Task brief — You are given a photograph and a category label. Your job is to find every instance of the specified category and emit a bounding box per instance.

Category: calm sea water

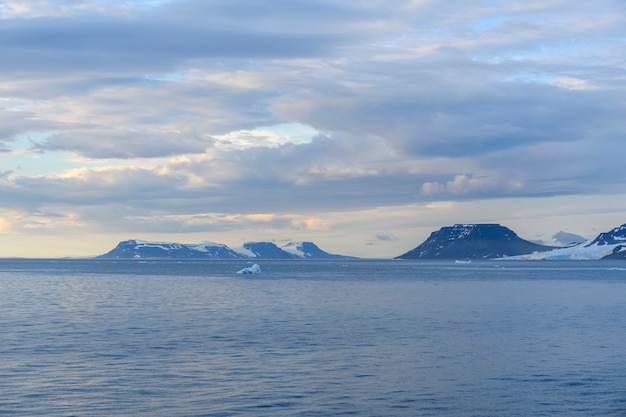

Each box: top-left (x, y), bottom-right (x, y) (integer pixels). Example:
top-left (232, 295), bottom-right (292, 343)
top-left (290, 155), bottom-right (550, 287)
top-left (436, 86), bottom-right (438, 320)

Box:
top-left (1, 259), bottom-right (626, 416)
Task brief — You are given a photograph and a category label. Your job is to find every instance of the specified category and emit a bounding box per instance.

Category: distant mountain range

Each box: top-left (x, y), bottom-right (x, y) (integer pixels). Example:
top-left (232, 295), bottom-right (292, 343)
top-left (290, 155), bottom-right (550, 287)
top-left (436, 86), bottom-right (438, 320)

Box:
top-left (96, 222), bottom-right (626, 261)
top-left (396, 223), bottom-right (626, 260)
top-left (96, 239), bottom-right (357, 260)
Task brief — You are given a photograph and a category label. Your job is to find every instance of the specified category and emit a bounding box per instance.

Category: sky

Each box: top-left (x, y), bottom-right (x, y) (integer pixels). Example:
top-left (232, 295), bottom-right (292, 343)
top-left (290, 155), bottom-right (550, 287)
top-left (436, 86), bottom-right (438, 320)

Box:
top-left (1, 0), bottom-right (626, 258)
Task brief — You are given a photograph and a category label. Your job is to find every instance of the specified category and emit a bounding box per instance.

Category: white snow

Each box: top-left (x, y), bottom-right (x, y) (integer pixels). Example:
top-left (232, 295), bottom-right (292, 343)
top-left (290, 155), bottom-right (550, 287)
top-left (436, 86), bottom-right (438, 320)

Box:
top-left (134, 241), bottom-right (181, 250)
top-left (132, 239), bottom-right (173, 245)
top-left (237, 264), bottom-right (262, 274)
top-left (189, 241), bottom-right (226, 252)
top-left (505, 240), bottom-right (622, 260)
top-left (281, 242), bottom-right (306, 257)
top-left (132, 240), bottom-right (231, 253)
top-left (231, 246), bottom-right (258, 258)
top-left (197, 240), bottom-right (222, 246)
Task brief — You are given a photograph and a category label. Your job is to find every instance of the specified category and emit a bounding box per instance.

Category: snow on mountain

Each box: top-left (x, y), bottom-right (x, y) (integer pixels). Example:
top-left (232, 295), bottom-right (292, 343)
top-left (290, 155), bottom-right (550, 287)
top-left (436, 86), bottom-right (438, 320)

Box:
top-left (281, 241), bottom-right (308, 257)
top-left (395, 224), bottom-right (554, 260)
top-left (588, 223), bottom-right (626, 246)
top-left (237, 242), bottom-right (295, 259)
top-left (280, 241), bottom-right (356, 259)
top-left (508, 223), bottom-right (626, 260)
top-left (230, 245), bottom-right (258, 258)
top-left (509, 241), bottom-right (610, 260)
top-left (97, 239), bottom-right (356, 259)
top-left (97, 239), bottom-right (245, 259)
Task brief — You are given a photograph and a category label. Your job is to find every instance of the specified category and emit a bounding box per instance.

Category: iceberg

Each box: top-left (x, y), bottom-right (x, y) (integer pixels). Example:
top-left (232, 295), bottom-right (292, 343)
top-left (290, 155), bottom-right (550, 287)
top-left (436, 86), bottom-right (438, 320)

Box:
top-left (236, 264), bottom-right (262, 274)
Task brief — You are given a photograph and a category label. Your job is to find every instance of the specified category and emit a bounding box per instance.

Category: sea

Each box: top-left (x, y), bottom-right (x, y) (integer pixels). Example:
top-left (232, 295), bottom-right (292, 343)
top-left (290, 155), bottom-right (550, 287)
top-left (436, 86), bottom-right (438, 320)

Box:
top-left (1, 258), bottom-right (626, 417)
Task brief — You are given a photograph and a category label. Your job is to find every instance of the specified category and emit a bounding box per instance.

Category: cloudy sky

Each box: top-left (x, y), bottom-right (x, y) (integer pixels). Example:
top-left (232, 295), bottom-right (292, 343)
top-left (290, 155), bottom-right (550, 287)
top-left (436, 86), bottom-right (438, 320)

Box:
top-left (1, 0), bottom-right (626, 258)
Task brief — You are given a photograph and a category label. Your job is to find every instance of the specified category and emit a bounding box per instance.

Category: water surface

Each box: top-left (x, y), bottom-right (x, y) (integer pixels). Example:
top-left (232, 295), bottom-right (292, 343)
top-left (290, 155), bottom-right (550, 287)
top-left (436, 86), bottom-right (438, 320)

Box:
top-left (1, 259), bottom-right (625, 416)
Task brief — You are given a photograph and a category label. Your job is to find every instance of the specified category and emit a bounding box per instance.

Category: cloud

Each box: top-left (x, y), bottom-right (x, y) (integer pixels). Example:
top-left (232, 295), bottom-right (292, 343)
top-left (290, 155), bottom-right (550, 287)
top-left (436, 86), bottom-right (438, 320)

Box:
top-left (4, 0), bottom-right (626, 163)
top-left (2, 0), bottom-right (626, 257)
top-left (421, 174), bottom-right (525, 198)
top-left (374, 233), bottom-right (398, 242)
top-left (272, 61), bottom-right (625, 160)
top-left (0, 1), bottom-right (362, 79)
top-left (36, 128), bottom-right (214, 159)
top-left (0, 109), bottom-right (67, 144)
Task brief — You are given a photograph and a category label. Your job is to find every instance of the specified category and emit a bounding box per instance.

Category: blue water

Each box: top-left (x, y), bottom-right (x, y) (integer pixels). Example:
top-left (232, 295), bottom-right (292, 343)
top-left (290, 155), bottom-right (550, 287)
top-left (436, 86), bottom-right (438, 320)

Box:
top-left (1, 259), bottom-right (626, 416)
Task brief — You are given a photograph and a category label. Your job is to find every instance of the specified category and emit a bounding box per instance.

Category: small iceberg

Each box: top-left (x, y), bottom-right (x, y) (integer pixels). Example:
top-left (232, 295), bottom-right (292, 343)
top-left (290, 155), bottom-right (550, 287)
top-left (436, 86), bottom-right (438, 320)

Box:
top-left (237, 264), bottom-right (262, 274)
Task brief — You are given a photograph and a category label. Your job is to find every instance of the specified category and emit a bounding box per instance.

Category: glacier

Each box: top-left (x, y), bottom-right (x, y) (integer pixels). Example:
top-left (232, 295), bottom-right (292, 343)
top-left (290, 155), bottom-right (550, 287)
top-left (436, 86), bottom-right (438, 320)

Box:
top-left (506, 224), bottom-right (626, 260)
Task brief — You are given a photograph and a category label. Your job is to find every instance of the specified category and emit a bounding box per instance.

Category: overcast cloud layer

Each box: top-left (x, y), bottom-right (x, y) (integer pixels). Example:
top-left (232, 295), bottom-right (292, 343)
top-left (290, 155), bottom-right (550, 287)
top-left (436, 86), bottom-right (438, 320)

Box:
top-left (1, 0), bottom-right (626, 257)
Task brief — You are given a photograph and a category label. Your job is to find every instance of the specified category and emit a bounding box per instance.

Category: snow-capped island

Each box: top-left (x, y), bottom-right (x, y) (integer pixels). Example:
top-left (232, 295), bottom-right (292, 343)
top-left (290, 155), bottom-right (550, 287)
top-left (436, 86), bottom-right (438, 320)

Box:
top-left (96, 239), bottom-right (357, 260)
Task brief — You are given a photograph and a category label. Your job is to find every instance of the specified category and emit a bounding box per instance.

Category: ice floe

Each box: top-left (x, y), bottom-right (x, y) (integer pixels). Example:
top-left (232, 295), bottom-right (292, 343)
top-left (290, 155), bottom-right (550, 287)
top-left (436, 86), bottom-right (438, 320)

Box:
top-left (237, 264), bottom-right (262, 274)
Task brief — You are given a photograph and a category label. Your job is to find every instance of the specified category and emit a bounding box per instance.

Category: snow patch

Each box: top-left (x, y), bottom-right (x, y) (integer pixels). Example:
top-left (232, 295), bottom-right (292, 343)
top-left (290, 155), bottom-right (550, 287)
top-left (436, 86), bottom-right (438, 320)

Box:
top-left (136, 242), bottom-right (181, 250)
top-left (231, 245), bottom-right (258, 258)
top-left (188, 242), bottom-right (226, 252)
top-left (281, 241), bottom-right (306, 257)
top-left (506, 241), bottom-right (621, 260)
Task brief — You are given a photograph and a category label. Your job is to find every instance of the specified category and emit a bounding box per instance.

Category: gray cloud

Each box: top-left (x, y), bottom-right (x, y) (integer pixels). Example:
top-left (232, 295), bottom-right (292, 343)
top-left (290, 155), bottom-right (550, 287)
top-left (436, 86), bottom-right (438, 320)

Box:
top-left (1, 0), bottom-right (626, 254)
top-left (374, 233), bottom-right (398, 242)
top-left (272, 58), bottom-right (626, 159)
top-left (2, 167), bottom-right (187, 207)
top-left (0, 110), bottom-right (67, 144)
top-left (0, 0), bottom-right (362, 78)
top-left (35, 129), bottom-right (215, 159)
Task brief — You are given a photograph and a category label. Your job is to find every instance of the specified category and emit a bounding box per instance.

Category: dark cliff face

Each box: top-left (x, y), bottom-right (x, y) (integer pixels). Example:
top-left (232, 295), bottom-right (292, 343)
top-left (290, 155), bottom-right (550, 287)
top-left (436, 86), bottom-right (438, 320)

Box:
top-left (587, 224), bottom-right (626, 246)
top-left (395, 224), bottom-right (555, 260)
top-left (590, 223), bottom-right (626, 259)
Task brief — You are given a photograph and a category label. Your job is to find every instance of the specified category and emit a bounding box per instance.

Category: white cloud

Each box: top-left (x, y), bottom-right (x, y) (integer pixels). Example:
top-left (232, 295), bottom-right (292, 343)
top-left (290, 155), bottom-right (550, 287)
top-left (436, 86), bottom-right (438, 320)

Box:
top-left (422, 174), bottom-right (525, 197)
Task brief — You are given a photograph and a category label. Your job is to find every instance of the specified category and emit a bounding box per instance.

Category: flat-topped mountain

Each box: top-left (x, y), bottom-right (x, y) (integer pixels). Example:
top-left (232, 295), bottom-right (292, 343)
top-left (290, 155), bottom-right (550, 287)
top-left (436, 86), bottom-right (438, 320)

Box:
top-left (96, 240), bottom-right (243, 259)
top-left (395, 224), bottom-right (555, 260)
top-left (96, 239), bottom-right (356, 260)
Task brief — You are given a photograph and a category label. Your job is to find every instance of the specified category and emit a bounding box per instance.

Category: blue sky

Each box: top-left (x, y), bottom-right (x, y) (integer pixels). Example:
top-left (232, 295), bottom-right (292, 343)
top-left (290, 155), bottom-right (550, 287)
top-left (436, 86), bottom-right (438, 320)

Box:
top-left (1, 0), bottom-right (626, 257)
